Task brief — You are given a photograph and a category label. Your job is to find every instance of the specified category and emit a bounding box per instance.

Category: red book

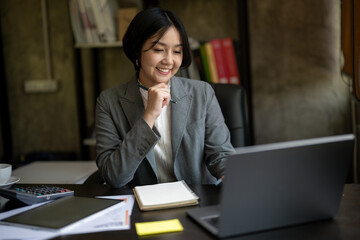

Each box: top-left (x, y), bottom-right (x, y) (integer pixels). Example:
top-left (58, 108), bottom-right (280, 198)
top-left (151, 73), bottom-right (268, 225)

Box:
top-left (221, 38), bottom-right (241, 85)
top-left (210, 39), bottom-right (229, 84)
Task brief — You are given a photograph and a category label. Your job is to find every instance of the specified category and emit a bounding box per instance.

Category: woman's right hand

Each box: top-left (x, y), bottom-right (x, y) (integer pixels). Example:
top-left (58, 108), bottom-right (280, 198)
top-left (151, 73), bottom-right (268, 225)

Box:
top-left (143, 83), bottom-right (171, 128)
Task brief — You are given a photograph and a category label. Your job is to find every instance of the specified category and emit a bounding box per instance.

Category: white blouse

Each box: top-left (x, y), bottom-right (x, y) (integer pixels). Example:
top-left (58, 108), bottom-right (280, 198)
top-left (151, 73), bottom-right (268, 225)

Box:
top-left (139, 84), bottom-right (176, 183)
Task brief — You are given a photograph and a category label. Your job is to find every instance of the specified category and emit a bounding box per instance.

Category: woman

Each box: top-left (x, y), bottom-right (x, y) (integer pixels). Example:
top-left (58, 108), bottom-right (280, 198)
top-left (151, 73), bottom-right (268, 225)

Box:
top-left (95, 7), bottom-right (234, 188)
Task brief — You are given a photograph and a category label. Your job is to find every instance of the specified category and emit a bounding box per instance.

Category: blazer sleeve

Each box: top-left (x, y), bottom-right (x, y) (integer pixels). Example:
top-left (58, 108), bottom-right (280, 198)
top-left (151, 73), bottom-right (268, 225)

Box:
top-left (203, 83), bottom-right (235, 178)
top-left (95, 90), bottom-right (159, 188)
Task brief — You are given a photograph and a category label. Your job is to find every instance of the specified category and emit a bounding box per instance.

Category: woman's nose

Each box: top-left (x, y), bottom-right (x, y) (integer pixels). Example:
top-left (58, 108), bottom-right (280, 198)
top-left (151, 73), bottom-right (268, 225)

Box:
top-left (162, 52), bottom-right (173, 64)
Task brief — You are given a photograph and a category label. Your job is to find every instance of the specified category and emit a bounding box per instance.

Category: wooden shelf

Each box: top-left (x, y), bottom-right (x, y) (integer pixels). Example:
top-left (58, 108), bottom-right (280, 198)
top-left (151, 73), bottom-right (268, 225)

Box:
top-left (75, 41), bottom-right (123, 48)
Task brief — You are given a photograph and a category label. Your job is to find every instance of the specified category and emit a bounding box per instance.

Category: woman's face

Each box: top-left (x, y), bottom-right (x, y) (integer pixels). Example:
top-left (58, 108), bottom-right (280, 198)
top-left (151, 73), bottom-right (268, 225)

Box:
top-left (139, 26), bottom-right (183, 87)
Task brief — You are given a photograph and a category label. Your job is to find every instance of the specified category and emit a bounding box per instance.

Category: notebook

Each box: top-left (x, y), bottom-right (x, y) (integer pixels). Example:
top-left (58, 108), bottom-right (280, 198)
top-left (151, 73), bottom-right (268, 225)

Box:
top-left (1, 196), bottom-right (123, 231)
top-left (133, 180), bottom-right (199, 211)
top-left (187, 134), bottom-right (354, 238)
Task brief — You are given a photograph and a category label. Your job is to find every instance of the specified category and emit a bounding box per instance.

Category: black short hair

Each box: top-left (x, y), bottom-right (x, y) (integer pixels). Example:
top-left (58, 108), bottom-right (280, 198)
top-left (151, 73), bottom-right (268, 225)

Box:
top-left (122, 7), bottom-right (192, 75)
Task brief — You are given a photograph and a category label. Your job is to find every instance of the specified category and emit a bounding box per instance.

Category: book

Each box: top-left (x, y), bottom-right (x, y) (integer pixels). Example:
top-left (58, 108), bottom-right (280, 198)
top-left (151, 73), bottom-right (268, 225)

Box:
top-left (68, 0), bottom-right (86, 43)
top-left (101, 0), bottom-right (118, 42)
top-left (88, 0), bottom-right (107, 41)
top-left (83, 0), bottom-right (100, 42)
top-left (211, 38), bottom-right (229, 84)
top-left (204, 42), bottom-right (219, 83)
top-left (200, 43), bottom-right (212, 82)
top-left (118, 8), bottom-right (138, 41)
top-left (193, 47), bottom-right (206, 82)
top-left (1, 196), bottom-right (122, 231)
top-left (77, 0), bottom-right (93, 43)
top-left (133, 180), bottom-right (199, 211)
top-left (221, 38), bottom-right (241, 85)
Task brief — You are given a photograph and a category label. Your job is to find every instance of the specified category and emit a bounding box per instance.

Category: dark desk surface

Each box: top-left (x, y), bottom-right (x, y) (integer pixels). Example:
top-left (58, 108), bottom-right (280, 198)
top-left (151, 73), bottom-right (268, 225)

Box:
top-left (1, 184), bottom-right (360, 240)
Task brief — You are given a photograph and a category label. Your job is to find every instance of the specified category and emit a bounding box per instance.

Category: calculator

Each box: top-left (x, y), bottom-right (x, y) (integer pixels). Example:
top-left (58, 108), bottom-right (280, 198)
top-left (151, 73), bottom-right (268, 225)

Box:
top-left (0, 184), bottom-right (74, 205)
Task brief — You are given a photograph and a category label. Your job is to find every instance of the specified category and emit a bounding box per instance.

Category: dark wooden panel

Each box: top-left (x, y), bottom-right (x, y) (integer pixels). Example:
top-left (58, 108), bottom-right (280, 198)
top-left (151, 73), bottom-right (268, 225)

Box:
top-left (341, 0), bottom-right (353, 76)
top-left (355, 0), bottom-right (360, 99)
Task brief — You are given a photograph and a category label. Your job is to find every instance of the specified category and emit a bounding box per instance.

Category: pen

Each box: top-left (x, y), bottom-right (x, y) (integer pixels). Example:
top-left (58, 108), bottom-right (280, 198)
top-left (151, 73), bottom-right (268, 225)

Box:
top-left (137, 83), bottom-right (177, 103)
top-left (215, 178), bottom-right (222, 186)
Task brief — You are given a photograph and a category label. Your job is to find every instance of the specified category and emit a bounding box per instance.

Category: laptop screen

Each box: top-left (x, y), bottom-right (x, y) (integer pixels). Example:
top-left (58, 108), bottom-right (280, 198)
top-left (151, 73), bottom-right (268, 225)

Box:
top-left (218, 134), bottom-right (354, 237)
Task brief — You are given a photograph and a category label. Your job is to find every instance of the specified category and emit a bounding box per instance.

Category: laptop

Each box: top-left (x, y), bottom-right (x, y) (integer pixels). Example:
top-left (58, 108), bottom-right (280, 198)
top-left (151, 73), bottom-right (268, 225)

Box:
top-left (187, 134), bottom-right (354, 238)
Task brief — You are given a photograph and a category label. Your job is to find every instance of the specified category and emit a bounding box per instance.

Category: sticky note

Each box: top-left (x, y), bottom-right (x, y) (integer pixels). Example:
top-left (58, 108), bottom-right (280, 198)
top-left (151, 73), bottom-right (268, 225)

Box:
top-left (135, 219), bottom-right (183, 236)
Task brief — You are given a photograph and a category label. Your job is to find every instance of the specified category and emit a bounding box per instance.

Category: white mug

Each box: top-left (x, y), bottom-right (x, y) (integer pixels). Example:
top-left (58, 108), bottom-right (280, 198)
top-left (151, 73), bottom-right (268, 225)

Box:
top-left (0, 163), bottom-right (12, 185)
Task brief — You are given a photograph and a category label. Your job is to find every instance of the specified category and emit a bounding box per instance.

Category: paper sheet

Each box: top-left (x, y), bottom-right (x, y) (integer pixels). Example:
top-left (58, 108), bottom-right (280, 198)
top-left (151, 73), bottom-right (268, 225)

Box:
top-left (64, 194), bottom-right (135, 234)
top-left (97, 194), bottom-right (135, 215)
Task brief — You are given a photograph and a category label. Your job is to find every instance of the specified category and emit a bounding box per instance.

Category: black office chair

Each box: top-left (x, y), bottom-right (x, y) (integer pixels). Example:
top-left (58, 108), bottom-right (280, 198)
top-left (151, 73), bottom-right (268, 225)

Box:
top-left (84, 83), bottom-right (249, 184)
top-left (83, 169), bottom-right (104, 184)
top-left (210, 83), bottom-right (249, 148)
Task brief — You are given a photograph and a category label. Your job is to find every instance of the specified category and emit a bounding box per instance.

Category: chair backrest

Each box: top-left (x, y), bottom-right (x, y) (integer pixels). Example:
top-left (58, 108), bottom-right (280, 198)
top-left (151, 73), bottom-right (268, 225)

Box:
top-left (83, 168), bottom-right (104, 184)
top-left (210, 83), bottom-right (249, 147)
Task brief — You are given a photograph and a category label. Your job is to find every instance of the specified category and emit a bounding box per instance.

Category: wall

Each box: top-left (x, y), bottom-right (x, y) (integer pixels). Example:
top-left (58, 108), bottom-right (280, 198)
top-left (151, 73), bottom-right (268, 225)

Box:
top-left (0, 0), bottom-right (80, 164)
top-left (248, 0), bottom-right (351, 144)
top-left (0, 0), bottom-right (352, 164)
top-left (159, 0), bottom-right (238, 41)
top-left (0, 0), bottom-right (141, 163)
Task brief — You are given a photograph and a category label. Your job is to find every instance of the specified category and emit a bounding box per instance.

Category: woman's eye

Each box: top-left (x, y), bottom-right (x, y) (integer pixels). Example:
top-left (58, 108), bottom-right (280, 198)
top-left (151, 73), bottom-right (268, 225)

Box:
top-left (174, 51), bottom-right (182, 54)
top-left (153, 49), bottom-right (163, 52)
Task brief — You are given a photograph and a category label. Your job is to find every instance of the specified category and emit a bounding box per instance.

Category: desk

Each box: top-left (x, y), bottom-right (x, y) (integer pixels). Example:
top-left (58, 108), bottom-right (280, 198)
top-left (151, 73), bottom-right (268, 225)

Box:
top-left (1, 184), bottom-right (360, 240)
top-left (12, 161), bottom-right (97, 184)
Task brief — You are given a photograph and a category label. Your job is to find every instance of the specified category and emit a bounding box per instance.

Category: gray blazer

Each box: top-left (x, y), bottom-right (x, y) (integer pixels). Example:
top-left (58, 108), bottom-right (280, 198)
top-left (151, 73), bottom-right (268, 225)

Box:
top-left (95, 76), bottom-right (234, 188)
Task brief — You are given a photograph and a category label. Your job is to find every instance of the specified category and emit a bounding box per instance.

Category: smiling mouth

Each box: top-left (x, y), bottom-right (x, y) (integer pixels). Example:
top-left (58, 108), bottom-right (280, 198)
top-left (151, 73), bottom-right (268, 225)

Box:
top-left (156, 67), bottom-right (171, 73)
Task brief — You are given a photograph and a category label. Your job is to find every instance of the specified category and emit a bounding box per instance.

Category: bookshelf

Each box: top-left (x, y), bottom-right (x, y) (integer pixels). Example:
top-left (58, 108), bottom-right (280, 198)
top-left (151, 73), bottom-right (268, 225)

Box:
top-left (69, 0), bottom-right (135, 158)
top-left (69, 0), bottom-right (253, 159)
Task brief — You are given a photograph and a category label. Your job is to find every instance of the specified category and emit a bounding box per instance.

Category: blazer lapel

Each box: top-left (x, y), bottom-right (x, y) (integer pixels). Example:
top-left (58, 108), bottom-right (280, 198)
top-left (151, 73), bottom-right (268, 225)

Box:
top-left (170, 77), bottom-right (192, 160)
top-left (119, 78), bottom-right (144, 128)
top-left (118, 77), bottom-right (157, 176)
